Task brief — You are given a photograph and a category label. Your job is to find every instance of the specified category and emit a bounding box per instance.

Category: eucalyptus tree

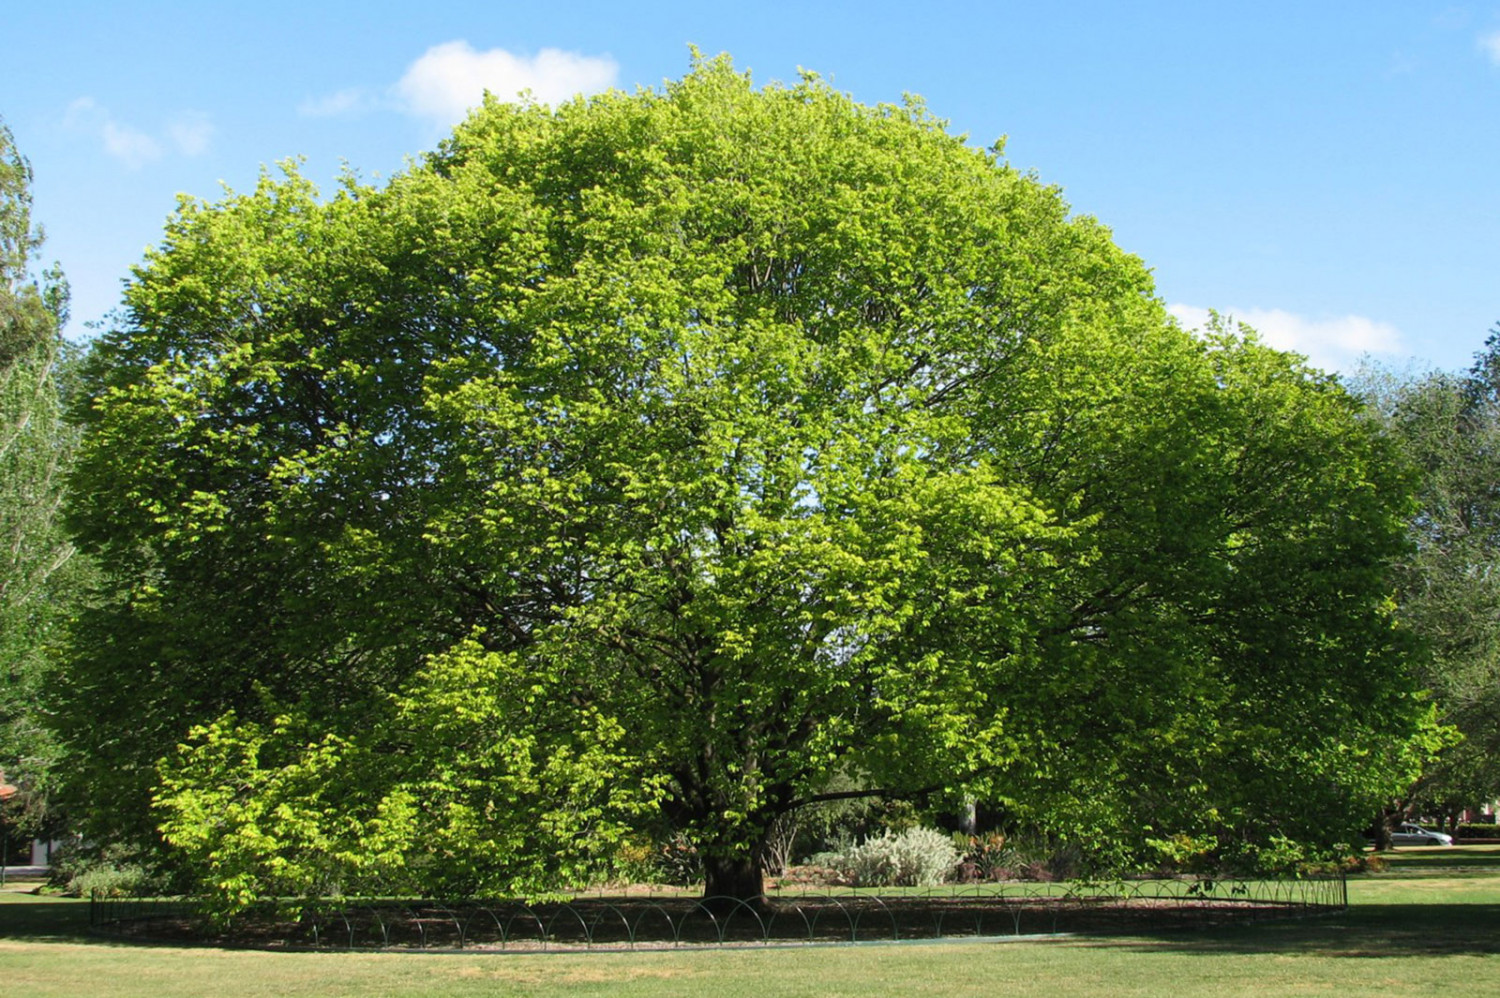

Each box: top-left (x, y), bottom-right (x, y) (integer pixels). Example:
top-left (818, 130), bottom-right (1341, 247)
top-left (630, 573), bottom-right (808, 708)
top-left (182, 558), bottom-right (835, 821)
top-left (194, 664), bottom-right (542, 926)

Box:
top-left (59, 59), bottom-right (1427, 905)
top-left (0, 118), bottom-right (73, 842)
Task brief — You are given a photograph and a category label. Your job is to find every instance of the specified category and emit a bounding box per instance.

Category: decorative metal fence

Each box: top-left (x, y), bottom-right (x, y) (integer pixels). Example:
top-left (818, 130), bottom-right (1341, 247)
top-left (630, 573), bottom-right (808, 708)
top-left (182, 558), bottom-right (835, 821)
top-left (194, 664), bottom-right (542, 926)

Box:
top-left (89, 875), bottom-right (1346, 951)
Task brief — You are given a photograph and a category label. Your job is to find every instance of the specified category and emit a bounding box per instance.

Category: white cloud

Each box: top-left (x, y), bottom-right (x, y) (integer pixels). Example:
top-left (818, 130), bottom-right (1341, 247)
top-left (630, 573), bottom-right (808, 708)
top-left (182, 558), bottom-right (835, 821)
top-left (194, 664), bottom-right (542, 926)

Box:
top-left (299, 43), bottom-right (618, 128)
top-left (394, 42), bottom-right (618, 125)
top-left (1482, 30), bottom-right (1500, 65)
top-left (62, 96), bottom-right (106, 134)
top-left (64, 97), bottom-right (211, 169)
top-left (298, 87), bottom-right (378, 118)
top-left (100, 121), bottom-right (162, 169)
top-left (167, 113), bottom-right (214, 157)
top-left (1168, 304), bottom-right (1405, 373)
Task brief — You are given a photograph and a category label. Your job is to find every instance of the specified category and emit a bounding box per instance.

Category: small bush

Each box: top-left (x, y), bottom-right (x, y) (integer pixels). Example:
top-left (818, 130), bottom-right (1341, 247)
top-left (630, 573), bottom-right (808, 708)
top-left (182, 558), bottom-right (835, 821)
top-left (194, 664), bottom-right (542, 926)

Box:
top-left (67, 863), bottom-right (157, 898)
top-left (651, 832), bottom-right (703, 887)
top-left (822, 826), bottom-right (961, 887)
top-left (1457, 823), bottom-right (1500, 839)
top-left (953, 832), bottom-right (1082, 882)
top-left (47, 841), bottom-right (172, 898)
top-left (955, 832), bottom-right (1016, 882)
top-left (1340, 852), bottom-right (1386, 873)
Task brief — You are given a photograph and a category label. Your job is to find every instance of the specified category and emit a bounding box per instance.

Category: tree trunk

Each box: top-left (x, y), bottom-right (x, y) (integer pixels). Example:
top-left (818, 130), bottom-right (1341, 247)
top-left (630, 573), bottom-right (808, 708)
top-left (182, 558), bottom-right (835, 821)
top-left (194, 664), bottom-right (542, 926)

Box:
top-left (702, 853), bottom-right (765, 904)
top-left (1372, 808), bottom-right (1397, 851)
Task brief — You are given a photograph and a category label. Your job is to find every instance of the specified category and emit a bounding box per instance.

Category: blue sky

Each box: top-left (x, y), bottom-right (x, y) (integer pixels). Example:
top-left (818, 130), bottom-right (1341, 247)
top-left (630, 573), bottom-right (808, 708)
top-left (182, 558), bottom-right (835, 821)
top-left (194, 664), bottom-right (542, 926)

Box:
top-left (4, 1), bottom-right (1498, 374)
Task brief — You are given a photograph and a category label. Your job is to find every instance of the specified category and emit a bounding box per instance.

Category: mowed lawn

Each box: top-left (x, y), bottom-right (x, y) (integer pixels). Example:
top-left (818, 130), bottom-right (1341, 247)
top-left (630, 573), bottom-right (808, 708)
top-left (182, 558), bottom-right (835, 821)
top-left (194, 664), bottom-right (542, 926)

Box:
top-left (3, 847), bottom-right (1497, 998)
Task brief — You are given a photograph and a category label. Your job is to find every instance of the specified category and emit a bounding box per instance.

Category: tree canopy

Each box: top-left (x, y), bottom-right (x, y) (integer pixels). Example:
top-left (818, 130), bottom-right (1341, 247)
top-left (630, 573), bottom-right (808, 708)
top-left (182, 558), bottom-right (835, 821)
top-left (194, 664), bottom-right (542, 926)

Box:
top-left (57, 58), bottom-right (1430, 904)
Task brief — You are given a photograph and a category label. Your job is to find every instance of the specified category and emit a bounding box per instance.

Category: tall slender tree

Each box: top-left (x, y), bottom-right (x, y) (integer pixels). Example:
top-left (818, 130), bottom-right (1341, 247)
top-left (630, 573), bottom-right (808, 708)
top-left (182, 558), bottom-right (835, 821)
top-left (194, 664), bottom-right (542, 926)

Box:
top-left (0, 118), bottom-right (73, 844)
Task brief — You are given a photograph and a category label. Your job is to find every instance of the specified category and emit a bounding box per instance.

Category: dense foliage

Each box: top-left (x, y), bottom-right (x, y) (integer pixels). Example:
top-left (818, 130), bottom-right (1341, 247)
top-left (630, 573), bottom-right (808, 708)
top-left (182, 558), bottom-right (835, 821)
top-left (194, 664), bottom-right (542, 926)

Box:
top-left (1360, 334), bottom-right (1500, 830)
top-left (0, 118), bottom-right (75, 845)
top-left (57, 59), bottom-right (1429, 904)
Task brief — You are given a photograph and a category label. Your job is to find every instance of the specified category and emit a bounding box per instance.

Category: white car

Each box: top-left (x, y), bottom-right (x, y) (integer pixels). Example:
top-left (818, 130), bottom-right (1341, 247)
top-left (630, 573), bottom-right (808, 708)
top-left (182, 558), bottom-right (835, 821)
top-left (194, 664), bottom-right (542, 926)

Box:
top-left (1391, 822), bottom-right (1454, 846)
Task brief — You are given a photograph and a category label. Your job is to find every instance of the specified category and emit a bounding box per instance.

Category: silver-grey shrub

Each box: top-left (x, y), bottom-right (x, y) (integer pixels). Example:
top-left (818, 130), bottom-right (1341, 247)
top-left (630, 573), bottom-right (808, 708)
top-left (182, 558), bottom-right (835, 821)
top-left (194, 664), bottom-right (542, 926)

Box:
top-left (825, 826), bottom-right (961, 887)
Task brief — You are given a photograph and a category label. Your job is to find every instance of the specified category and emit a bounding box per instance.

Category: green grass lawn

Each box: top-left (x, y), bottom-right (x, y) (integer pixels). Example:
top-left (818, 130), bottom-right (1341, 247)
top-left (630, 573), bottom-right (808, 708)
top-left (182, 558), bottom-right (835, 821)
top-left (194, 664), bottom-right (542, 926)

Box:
top-left (3, 848), bottom-right (1497, 998)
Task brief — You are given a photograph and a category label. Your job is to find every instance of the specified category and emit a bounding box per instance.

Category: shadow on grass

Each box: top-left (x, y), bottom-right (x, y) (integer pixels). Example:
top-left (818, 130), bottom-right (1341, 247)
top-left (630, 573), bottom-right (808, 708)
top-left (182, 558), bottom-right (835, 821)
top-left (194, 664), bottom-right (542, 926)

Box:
top-left (1374, 849), bottom-right (1500, 872)
top-left (1076, 903), bottom-right (1500, 959)
top-left (7, 875), bottom-right (1499, 960)
top-left (0, 890), bottom-right (94, 942)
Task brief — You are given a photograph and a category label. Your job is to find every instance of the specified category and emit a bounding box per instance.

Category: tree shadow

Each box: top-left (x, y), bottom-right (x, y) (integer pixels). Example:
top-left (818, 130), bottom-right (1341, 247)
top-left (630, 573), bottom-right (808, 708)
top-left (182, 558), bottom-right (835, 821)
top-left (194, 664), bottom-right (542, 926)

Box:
top-left (1073, 904), bottom-right (1500, 958)
top-left (1375, 849), bottom-right (1500, 871)
top-left (7, 888), bottom-right (1498, 958)
top-left (0, 891), bottom-right (94, 942)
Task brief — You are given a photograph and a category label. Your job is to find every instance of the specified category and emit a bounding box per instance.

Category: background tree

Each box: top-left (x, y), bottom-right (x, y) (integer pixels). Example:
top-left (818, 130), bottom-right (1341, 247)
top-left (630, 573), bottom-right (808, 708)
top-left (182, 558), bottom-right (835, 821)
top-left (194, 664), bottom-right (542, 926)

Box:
top-left (1360, 334), bottom-right (1500, 837)
top-left (59, 59), bottom-right (1429, 905)
top-left (0, 117), bottom-right (75, 849)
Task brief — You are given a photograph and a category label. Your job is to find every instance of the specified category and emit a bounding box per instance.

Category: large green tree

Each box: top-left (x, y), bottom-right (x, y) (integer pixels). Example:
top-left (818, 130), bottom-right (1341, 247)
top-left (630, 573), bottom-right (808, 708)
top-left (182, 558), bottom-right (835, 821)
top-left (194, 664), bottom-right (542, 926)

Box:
top-left (59, 59), bottom-right (1428, 904)
top-left (1, 118), bottom-right (74, 844)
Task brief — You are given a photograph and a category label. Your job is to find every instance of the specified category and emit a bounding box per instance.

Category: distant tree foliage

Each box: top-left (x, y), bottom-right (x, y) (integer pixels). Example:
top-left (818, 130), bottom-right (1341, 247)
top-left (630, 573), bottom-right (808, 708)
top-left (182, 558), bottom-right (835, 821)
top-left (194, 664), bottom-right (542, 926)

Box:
top-left (58, 59), bottom-right (1430, 906)
top-left (0, 117), bottom-right (74, 842)
top-left (1360, 332), bottom-right (1500, 832)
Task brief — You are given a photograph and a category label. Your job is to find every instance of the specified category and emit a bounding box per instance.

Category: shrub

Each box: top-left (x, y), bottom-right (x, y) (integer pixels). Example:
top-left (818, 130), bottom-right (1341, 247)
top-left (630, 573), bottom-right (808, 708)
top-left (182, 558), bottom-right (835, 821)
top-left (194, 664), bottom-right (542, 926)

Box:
top-left (1457, 823), bottom-right (1500, 839)
top-left (823, 826), bottom-right (961, 887)
top-left (67, 863), bottom-right (157, 898)
top-left (955, 832), bottom-right (1015, 882)
top-left (651, 832), bottom-right (703, 887)
top-left (953, 832), bottom-right (1086, 882)
top-left (48, 842), bottom-right (170, 898)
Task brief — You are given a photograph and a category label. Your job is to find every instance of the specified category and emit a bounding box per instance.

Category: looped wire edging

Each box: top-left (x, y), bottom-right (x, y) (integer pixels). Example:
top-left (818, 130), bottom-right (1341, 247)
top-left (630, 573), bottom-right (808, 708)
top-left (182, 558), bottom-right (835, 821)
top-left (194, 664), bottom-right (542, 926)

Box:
top-left (88, 874), bottom-right (1348, 951)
